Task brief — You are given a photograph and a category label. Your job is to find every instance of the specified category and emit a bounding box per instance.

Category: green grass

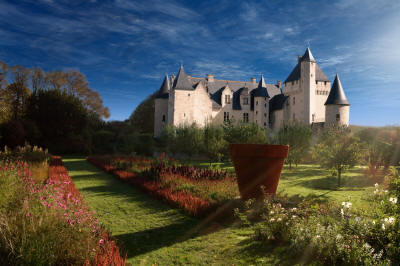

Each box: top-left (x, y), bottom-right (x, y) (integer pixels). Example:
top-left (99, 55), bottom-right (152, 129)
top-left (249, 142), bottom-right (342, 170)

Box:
top-left (179, 160), bottom-right (374, 209)
top-left (63, 157), bottom-right (286, 265)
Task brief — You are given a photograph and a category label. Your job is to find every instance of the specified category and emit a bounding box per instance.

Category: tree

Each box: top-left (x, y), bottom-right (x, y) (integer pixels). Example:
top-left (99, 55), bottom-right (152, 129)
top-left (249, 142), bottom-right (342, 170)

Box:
top-left (275, 123), bottom-right (312, 169)
top-left (223, 122), bottom-right (268, 145)
top-left (313, 126), bottom-right (363, 187)
top-left (26, 88), bottom-right (90, 153)
top-left (204, 124), bottom-right (227, 164)
top-left (174, 123), bottom-right (204, 160)
top-left (129, 92), bottom-right (157, 133)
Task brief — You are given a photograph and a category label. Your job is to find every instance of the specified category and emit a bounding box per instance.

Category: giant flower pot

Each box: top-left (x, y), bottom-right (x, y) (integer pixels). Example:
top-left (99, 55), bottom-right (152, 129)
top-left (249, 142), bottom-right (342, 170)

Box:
top-left (229, 144), bottom-right (289, 200)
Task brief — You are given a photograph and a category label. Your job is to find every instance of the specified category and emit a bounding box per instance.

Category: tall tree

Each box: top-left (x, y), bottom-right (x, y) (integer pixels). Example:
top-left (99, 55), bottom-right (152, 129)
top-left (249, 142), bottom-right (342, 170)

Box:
top-left (275, 122), bottom-right (312, 169)
top-left (129, 92), bottom-right (157, 133)
top-left (313, 126), bottom-right (363, 187)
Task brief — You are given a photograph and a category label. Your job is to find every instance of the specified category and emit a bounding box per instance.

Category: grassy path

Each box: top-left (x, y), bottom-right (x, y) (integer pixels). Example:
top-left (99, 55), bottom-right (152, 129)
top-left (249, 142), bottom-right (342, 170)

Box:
top-left (62, 157), bottom-right (282, 265)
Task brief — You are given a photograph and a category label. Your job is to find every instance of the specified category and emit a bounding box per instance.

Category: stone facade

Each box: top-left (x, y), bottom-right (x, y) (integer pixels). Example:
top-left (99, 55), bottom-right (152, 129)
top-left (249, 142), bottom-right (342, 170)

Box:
top-left (154, 48), bottom-right (350, 137)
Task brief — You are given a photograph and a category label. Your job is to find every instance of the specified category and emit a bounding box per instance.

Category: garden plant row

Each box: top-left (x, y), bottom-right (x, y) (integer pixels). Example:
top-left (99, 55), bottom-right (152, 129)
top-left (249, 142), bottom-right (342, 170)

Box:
top-left (87, 154), bottom-right (239, 217)
top-left (0, 155), bottom-right (126, 265)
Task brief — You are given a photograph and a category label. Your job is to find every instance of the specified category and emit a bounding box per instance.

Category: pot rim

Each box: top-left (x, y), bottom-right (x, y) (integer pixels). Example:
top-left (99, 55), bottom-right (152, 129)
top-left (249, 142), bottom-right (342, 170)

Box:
top-left (229, 143), bottom-right (289, 158)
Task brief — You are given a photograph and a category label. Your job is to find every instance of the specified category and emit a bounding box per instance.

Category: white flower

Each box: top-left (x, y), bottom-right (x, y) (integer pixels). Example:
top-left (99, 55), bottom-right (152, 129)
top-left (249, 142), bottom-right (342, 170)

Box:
top-left (291, 208), bottom-right (297, 211)
top-left (336, 234), bottom-right (342, 240)
top-left (277, 217), bottom-right (282, 222)
top-left (316, 235), bottom-right (321, 239)
top-left (340, 209), bottom-right (344, 216)
top-left (372, 220), bottom-right (376, 225)
top-left (292, 215), bottom-right (297, 218)
top-left (355, 217), bottom-right (361, 222)
top-left (388, 217), bottom-right (395, 224)
top-left (270, 210), bottom-right (274, 214)
top-left (384, 190), bottom-right (388, 193)
top-left (363, 243), bottom-right (371, 249)
top-left (374, 189), bottom-right (379, 194)
top-left (375, 183), bottom-right (379, 188)
top-left (382, 223), bottom-right (386, 230)
top-left (342, 202), bottom-right (352, 209)
top-left (269, 218), bottom-right (275, 222)
top-left (389, 197), bottom-right (398, 204)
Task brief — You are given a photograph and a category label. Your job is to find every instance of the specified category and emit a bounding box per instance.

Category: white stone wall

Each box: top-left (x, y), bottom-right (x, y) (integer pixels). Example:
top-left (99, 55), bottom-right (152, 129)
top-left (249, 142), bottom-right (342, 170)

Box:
top-left (325, 105), bottom-right (350, 126)
top-left (302, 61), bottom-right (316, 124)
top-left (314, 81), bottom-right (330, 122)
top-left (154, 98), bottom-right (168, 137)
top-left (253, 97), bottom-right (269, 127)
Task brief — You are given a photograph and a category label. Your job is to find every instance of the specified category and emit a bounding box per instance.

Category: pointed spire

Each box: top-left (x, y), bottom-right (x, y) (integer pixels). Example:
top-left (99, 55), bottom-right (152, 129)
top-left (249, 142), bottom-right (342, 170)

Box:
top-left (156, 74), bottom-right (170, 99)
top-left (253, 75), bottom-right (270, 98)
top-left (325, 74), bottom-right (350, 106)
top-left (301, 47), bottom-right (315, 62)
top-left (258, 74), bottom-right (266, 88)
top-left (173, 65), bottom-right (193, 90)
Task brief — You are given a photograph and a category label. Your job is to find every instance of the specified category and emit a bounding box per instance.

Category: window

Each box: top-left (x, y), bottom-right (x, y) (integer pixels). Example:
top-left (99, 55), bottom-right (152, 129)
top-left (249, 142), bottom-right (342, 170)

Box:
top-left (316, 81), bottom-right (318, 84)
top-left (264, 122), bottom-right (267, 126)
top-left (188, 93), bottom-right (190, 96)
top-left (324, 81), bottom-right (327, 85)
top-left (225, 95), bottom-right (231, 104)
top-left (293, 97), bottom-right (296, 105)
top-left (312, 114), bottom-right (315, 122)
top-left (243, 113), bottom-right (249, 123)
top-left (243, 97), bottom-right (249, 105)
top-left (264, 103), bottom-right (267, 108)
top-left (264, 113), bottom-right (267, 117)
top-left (256, 111), bottom-right (258, 115)
top-left (162, 115), bottom-right (165, 122)
top-left (256, 100), bottom-right (258, 106)
top-left (336, 114), bottom-right (340, 121)
top-left (293, 113), bottom-right (295, 120)
top-left (224, 112), bottom-right (230, 122)
top-left (292, 81), bottom-right (294, 85)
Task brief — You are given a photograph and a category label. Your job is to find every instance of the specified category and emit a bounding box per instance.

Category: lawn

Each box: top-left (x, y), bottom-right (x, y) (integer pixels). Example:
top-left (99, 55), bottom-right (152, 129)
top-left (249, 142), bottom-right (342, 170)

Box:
top-left (63, 156), bottom-right (376, 265)
top-left (181, 160), bottom-right (373, 209)
top-left (63, 157), bottom-right (287, 265)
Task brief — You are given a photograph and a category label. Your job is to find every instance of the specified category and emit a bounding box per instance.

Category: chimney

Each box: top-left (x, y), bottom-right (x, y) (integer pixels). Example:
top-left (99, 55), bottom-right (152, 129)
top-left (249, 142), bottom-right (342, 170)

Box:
top-left (277, 80), bottom-right (282, 89)
top-left (297, 55), bottom-right (302, 63)
top-left (250, 77), bottom-right (257, 84)
top-left (206, 74), bottom-right (214, 82)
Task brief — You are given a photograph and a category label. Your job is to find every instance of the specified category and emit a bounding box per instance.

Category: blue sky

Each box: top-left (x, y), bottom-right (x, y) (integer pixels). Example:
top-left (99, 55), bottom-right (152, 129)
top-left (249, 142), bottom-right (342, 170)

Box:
top-left (1, 0), bottom-right (399, 126)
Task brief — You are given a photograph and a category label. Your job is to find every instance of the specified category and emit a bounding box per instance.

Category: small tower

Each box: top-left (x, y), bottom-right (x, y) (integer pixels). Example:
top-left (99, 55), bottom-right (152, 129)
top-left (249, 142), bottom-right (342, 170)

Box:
top-left (325, 74), bottom-right (350, 126)
top-left (252, 75), bottom-right (270, 127)
top-left (154, 74), bottom-right (170, 137)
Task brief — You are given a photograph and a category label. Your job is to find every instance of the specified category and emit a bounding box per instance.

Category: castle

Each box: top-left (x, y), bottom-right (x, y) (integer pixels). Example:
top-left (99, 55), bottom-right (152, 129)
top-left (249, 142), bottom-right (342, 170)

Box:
top-left (154, 47), bottom-right (350, 137)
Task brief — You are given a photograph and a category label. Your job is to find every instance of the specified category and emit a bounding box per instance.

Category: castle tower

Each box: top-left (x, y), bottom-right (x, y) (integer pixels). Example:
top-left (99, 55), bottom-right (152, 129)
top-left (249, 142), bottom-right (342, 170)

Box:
top-left (252, 75), bottom-right (270, 127)
top-left (325, 74), bottom-right (350, 126)
top-left (154, 74), bottom-right (170, 137)
top-left (301, 47), bottom-right (317, 124)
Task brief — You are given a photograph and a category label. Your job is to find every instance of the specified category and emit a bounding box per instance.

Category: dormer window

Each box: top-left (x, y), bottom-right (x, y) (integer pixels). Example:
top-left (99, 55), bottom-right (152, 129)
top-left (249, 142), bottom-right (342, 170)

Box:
top-left (225, 95), bottom-right (231, 104)
top-left (243, 97), bottom-right (249, 105)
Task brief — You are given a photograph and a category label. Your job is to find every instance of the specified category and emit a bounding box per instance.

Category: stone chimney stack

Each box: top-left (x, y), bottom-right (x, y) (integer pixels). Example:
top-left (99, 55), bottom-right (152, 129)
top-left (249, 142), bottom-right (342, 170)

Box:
top-left (250, 77), bottom-right (257, 84)
top-left (206, 74), bottom-right (214, 82)
top-left (277, 80), bottom-right (282, 89)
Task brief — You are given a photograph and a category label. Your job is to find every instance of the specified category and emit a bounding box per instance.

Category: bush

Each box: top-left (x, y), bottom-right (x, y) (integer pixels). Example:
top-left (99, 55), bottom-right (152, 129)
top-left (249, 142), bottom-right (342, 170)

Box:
top-left (0, 120), bottom-right (26, 149)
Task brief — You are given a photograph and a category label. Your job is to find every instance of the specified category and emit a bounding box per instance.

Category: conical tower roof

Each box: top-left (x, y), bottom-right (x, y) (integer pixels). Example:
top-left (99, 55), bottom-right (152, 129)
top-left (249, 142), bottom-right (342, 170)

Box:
top-left (325, 74), bottom-right (350, 106)
top-left (252, 75), bottom-right (269, 97)
top-left (156, 74), bottom-right (170, 99)
top-left (173, 65), bottom-right (193, 90)
top-left (301, 47), bottom-right (315, 61)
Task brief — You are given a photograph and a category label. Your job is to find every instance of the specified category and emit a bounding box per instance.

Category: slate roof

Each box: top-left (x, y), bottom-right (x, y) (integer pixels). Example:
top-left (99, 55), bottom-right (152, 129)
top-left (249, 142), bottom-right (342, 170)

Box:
top-left (325, 74), bottom-right (350, 106)
top-left (269, 94), bottom-right (289, 112)
top-left (284, 48), bottom-right (330, 83)
top-left (156, 74), bottom-right (170, 99)
top-left (173, 66), bottom-right (194, 90)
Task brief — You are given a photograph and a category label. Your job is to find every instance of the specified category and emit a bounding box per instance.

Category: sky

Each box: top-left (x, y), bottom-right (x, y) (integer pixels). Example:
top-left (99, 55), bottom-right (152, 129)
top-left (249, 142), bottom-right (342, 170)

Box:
top-left (0, 0), bottom-right (399, 126)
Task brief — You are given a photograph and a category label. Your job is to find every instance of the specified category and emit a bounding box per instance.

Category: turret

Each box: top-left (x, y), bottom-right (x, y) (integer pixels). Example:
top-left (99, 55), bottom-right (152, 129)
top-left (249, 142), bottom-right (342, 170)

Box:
top-left (252, 75), bottom-right (270, 127)
top-left (325, 74), bottom-right (350, 126)
top-left (154, 75), bottom-right (170, 137)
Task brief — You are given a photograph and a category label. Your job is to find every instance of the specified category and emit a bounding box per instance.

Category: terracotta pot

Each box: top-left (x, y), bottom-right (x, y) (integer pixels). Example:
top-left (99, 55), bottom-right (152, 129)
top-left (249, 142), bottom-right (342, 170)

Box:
top-left (229, 144), bottom-right (289, 200)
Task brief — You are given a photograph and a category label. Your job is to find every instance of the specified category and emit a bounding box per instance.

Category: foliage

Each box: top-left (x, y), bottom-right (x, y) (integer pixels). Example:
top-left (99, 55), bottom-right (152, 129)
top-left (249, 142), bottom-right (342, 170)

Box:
top-left (26, 88), bottom-right (91, 154)
top-left (0, 157), bottom-right (125, 265)
top-left (223, 122), bottom-right (268, 145)
top-left (129, 91), bottom-right (157, 133)
top-left (0, 120), bottom-right (26, 149)
top-left (204, 124), bottom-right (227, 163)
top-left (274, 122), bottom-right (312, 168)
top-left (313, 126), bottom-right (363, 186)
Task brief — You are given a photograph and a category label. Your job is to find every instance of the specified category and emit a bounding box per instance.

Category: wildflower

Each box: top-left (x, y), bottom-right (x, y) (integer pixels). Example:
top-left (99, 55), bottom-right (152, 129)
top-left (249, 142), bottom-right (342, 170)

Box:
top-left (99, 239), bottom-right (104, 244)
top-left (363, 243), bottom-right (371, 250)
top-left (26, 213), bottom-right (31, 217)
top-left (277, 217), bottom-right (282, 222)
top-left (292, 215), bottom-right (297, 218)
top-left (374, 189), bottom-right (378, 194)
top-left (384, 190), bottom-right (388, 193)
top-left (270, 210), bottom-right (274, 214)
top-left (316, 235), bottom-right (321, 239)
top-left (269, 218), bottom-right (275, 222)
top-left (382, 223), bottom-right (386, 230)
top-left (341, 202), bottom-right (352, 208)
top-left (344, 244), bottom-right (351, 249)
top-left (336, 234), bottom-right (342, 240)
top-left (355, 217), bottom-right (361, 222)
top-left (389, 197), bottom-right (398, 204)
top-left (340, 209), bottom-right (344, 216)
top-left (375, 183), bottom-right (379, 187)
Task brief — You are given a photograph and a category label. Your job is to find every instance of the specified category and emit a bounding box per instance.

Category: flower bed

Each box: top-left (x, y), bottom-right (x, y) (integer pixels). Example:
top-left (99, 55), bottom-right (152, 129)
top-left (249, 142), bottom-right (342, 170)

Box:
top-left (0, 156), bottom-right (126, 265)
top-left (87, 155), bottom-right (239, 217)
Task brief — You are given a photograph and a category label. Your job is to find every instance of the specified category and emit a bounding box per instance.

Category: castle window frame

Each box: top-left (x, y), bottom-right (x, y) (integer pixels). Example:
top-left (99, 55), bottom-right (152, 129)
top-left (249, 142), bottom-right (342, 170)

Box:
top-left (324, 81), bottom-right (327, 85)
top-left (292, 81), bottom-right (294, 85)
top-left (243, 97), bottom-right (249, 105)
top-left (264, 122), bottom-right (267, 126)
top-left (256, 100), bottom-right (258, 105)
top-left (312, 114), bottom-right (315, 122)
top-left (224, 112), bottom-right (230, 122)
top-left (264, 113), bottom-right (267, 117)
top-left (293, 97), bottom-right (296, 105)
top-left (162, 115), bottom-right (166, 122)
top-left (243, 113), bottom-right (249, 123)
top-left (256, 111), bottom-right (258, 115)
top-left (225, 95), bottom-right (231, 104)
top-left (336, 113), bottom-right (340, 121)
